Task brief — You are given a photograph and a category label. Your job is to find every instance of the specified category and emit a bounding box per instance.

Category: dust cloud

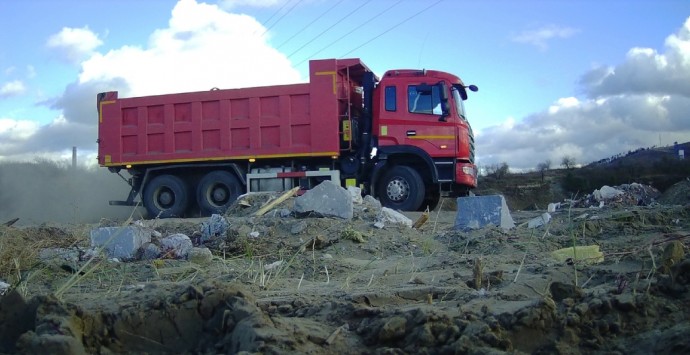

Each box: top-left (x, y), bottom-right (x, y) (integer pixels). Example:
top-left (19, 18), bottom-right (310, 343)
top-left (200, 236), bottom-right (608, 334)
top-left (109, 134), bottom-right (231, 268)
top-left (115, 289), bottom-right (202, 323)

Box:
top-left (0, 160), bottom-right (142, 226)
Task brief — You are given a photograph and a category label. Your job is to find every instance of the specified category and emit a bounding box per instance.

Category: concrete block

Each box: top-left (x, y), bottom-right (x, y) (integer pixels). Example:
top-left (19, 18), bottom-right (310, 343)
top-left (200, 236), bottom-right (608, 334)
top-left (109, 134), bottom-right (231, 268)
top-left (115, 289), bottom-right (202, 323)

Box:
top-left (90, 226), bottom-right (151, 260)
top-left (293, 180), bottom-right (353, 219)
top-left (455, 195), bottom-right (515, 231)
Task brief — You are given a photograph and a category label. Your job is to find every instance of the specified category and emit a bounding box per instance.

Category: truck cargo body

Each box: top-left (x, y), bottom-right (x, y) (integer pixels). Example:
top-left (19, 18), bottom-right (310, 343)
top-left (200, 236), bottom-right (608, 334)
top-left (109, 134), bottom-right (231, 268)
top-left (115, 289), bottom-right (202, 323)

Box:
top-left (98, 58), bottom-right (478, 218)
top-left (99, 59), bottom-right (353, 167)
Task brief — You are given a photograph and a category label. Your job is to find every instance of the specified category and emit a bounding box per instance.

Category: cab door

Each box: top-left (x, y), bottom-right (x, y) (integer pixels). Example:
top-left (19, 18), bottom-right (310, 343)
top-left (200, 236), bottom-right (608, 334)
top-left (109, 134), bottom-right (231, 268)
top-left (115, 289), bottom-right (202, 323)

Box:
top-left (402, 82), bottom-right (457, 159)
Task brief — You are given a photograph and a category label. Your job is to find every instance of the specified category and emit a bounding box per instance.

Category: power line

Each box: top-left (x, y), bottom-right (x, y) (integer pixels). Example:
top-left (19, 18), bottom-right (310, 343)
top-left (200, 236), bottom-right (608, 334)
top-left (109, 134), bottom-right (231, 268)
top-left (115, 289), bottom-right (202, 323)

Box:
top-left (287, 0), bottom-right (372, 59)
top-left (260, 0), bottom-right (305, 37)
top-left (341, 0), bottom-right (443, 58)
top-left (296, 0), bottom-right (403, 66)
top-left (258, 0), bottom-right (293, 31)
top-left (276, 0), bottom-right (346, 50)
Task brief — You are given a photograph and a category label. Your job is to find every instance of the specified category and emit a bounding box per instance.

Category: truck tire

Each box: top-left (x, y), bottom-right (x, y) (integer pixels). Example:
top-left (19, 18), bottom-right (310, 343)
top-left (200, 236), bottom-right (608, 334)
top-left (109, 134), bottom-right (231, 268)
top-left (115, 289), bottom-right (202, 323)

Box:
top-left (143, 174), bottom-right (189, 218)
top-left (378, 166), bottom-right (425, 211)
top-left (196, 170), bottom-right (242, 215)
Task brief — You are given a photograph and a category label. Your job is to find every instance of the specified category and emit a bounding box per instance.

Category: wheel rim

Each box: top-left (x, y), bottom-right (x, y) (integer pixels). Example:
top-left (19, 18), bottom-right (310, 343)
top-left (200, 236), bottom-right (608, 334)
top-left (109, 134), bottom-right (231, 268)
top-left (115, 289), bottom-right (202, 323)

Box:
top-left (155, 187), bottom-right (175, 209)
top-left (386, 176), bottom-right (410, 202)
top-left (208, 183), bottom-right (230, 207)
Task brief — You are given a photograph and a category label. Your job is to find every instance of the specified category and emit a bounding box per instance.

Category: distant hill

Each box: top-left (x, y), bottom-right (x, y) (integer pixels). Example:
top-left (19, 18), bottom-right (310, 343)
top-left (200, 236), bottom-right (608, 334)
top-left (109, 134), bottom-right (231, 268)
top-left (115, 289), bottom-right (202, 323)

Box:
top-left (588, 141), bottom-right (689, 168)
top-left (477, 141), bottom-right (690, 210)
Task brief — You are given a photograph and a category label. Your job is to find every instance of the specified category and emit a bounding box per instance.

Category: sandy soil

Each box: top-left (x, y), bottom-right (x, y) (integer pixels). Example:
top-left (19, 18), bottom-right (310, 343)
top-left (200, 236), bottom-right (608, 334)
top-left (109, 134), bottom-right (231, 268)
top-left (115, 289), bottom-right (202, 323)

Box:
top-left (1, 186), bottom-right (689, 354)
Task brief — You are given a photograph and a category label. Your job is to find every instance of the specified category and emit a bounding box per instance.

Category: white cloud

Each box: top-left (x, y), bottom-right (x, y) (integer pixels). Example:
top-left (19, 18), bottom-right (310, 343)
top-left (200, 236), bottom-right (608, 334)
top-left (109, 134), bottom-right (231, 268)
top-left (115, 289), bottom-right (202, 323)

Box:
top-left (79, 0), bottom-right (300, 97)
top-left (581, 17), bottom-right (690, 98)
top-left (511, 24), bottom-right (580, 51)
top-left (477, 17), bottom-right (690, 171)
top-left (2, 0), bottom-right (301, 162)
top-left (46, 26), bottom-right (103, 64)
top-left (0, 80), bottom-right (26, 98)
top-left (218, 0), bottom-right (285, 9)
top-left (0, 118), bottom-right (38, 139)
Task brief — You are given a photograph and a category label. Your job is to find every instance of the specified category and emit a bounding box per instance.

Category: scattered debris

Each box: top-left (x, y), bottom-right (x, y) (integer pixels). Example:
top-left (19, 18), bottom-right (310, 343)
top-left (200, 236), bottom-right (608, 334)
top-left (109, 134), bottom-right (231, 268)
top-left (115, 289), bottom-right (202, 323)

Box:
top-left (2, 218), bottom-right (18, 227)
top-left (255, 187), bottom-right (300, 217)
top-left (572, 183), bottom-right (661, 208)
top-left (551, 245), bottom-right (605, 265)
top-left (527, 212), bottom-right (551, 229)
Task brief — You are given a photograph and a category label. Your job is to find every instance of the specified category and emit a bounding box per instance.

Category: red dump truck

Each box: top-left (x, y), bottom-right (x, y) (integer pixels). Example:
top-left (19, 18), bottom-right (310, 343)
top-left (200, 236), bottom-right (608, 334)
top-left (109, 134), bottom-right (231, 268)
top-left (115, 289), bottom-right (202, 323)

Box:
top-left (98, 58), bottom-right (478, 218)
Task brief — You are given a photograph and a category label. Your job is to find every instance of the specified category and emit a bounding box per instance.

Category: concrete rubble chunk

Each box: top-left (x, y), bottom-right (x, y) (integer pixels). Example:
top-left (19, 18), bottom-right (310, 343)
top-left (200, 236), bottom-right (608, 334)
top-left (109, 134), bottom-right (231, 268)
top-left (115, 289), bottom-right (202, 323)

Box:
top-left (201, 214), bottom-right (229, 243)
top-left (547, 202), bottom-right (561, 213)
top-left (455, 195), bottom-right (515, 231)
top-left (38, 248), bottom-right (79, 264)
top-left (378, 207), bottom-right (413, 228)
top-left (90, 226), bottom-right (151, 260)
top-left (161, 233), bottom-right (193, 259)
top-left (528, 212), bottom-right (552, 229)
top-left (293, 180), bottom-right (353, 219)
top-left (347, 186), bottom-right (364, 204)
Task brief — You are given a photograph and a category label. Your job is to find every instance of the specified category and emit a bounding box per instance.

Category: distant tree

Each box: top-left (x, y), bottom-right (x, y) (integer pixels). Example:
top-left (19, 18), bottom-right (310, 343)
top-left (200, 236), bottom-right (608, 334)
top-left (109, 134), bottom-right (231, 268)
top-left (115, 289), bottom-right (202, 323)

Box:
top-left (561, 156), bottom-right (576, 169)
top-left (484, 162), bottom-right (510, 179)
top-left (537, 159), bottom-right (551, 182)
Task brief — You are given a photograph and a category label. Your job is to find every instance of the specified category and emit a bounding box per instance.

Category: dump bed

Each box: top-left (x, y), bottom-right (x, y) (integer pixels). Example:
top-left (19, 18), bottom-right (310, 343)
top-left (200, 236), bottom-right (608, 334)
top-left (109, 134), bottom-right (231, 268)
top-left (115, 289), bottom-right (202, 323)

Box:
top-left (98, 58), bottom-right (371, 167)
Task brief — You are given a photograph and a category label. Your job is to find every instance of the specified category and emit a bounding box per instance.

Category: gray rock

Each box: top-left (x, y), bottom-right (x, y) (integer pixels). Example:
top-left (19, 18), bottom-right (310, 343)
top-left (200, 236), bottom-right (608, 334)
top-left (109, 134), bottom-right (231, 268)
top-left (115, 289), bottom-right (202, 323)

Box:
top-left (378, 207), bottom-right (412, 227)
top-left (160, 233), bottom-right (193, 259)
top-left (454, 195), bottom-right (515, 231)
top-left (188, 247), bottom-right (213, 265)
top-left (140, 242), bottom-right (161, 260)
top-left (200, 214), bottom-right (229, 243)
top-left (293, 180), bottom-right (353, 219)
top-left (90, 226), bottom-right (151, 260)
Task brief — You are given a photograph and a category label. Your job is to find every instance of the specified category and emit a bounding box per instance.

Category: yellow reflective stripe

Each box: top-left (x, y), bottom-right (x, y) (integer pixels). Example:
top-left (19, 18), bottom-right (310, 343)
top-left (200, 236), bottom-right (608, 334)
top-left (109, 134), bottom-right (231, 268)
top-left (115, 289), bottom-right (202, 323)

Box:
top-left (98, 100), bottom-right (116, 123)
top-left (102, 151), bottom-right (340, 167)
top-left (315, 71), bottom-right (337, 94)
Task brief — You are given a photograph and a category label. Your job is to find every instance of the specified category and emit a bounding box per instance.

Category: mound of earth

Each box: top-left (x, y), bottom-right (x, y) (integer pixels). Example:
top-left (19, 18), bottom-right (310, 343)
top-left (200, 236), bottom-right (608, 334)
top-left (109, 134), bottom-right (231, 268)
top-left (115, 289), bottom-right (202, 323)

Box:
top-left (1, 196), bottom-right (689, 353)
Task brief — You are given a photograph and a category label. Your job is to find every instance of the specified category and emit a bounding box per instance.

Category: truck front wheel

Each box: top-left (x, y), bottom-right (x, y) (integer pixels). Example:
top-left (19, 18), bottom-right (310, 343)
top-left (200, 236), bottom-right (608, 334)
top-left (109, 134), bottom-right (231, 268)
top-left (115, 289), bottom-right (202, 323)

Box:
top-left (196, 170), bottom-right (242, 215)
top-left (143, 174), bottom-right (190, 218)
top-left (378, 166), bottom-right (425, 211)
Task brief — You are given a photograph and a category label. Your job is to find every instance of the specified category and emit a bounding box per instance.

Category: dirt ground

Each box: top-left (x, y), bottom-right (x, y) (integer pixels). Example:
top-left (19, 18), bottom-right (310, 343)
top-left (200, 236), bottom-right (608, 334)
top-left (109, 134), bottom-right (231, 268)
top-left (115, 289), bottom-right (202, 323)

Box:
top-left (1, 183), bottom-right (690, 354)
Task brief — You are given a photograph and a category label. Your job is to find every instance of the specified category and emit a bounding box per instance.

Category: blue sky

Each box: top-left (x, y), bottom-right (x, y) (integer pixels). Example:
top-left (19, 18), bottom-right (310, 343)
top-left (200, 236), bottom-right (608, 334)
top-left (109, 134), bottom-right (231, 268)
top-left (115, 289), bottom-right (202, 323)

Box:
top-left (1, 0), bottom-right (689, 171)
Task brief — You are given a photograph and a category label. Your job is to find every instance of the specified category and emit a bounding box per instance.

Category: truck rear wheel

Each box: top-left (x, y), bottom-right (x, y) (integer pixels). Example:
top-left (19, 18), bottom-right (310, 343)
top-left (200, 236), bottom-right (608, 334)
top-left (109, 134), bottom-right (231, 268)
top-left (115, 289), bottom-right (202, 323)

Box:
top-left (143, 174), bottom-right (190, 218)
top-left (378, 166), bottom-right (425, 211)
top-left (196, 170), bottom-right (242, 215)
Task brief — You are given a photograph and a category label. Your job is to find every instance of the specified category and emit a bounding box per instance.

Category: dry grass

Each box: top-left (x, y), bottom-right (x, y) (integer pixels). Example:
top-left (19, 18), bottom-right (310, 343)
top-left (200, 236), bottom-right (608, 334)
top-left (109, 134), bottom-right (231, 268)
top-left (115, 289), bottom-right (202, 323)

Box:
top-left (0, 225), bottom-right (86, 285)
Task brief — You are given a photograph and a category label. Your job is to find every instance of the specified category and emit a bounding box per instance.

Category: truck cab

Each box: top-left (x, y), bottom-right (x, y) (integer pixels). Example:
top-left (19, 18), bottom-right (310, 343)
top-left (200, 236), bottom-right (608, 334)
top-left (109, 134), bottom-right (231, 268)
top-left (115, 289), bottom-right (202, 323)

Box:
top-left (369, 69), bottom-right (477, 211)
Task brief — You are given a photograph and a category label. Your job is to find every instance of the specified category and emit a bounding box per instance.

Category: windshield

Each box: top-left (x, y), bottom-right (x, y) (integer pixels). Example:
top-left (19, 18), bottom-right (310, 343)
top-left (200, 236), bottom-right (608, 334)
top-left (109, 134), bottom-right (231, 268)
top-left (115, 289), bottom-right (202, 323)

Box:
top-left (451, 84), bottom-right (467, 120)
